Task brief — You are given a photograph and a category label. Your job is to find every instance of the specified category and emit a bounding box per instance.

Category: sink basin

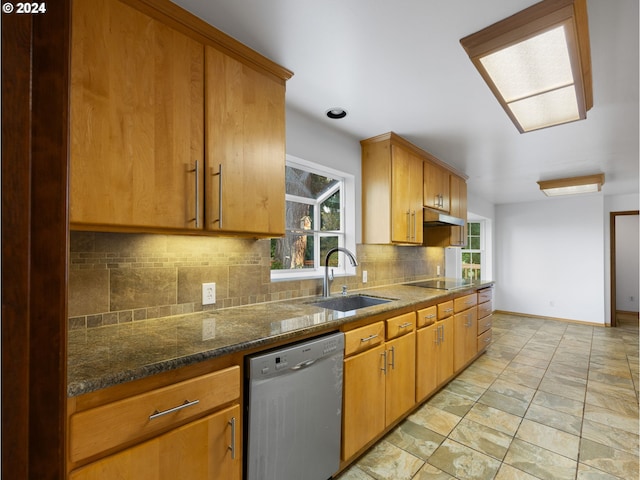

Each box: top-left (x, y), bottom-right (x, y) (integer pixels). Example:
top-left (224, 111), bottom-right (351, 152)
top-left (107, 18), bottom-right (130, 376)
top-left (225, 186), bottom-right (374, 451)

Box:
top-left (311, 295), bottom-right (392, 312)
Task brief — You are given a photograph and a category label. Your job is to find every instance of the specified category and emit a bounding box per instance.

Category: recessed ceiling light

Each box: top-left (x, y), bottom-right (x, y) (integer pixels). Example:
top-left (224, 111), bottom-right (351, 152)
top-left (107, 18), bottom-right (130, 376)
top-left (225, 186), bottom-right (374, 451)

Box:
top-left (326, 108), bottom-right (347, 119)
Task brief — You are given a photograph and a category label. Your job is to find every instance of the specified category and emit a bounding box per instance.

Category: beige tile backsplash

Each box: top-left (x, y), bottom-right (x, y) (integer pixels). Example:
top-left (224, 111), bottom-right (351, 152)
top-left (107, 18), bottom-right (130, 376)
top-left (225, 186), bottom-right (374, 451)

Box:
top-left (69, 231), bottom-right (444, 329)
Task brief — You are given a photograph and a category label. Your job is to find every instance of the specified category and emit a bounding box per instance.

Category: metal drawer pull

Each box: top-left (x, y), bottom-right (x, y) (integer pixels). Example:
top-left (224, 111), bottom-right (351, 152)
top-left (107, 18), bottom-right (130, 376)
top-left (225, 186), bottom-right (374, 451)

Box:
top-left (399, 322), bottom-right (413, 329)
top-left (149, 399), bottom-right (200, 420)
top-left (443, 308), bottom-right (453, 313)
top-left (389, 346), bottom-right (396, 369)
top-left (425, 314), bottom-right (436, 319)
top-left (228, 417), bottom-right (237, 460)
top-left (360, 334), bottom-right (378, 343)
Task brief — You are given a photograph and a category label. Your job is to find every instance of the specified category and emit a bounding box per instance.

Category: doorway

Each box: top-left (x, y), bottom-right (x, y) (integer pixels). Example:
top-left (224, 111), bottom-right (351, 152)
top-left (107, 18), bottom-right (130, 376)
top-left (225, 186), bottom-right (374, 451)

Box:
top-left (610, 210), bottom-right (639, 327)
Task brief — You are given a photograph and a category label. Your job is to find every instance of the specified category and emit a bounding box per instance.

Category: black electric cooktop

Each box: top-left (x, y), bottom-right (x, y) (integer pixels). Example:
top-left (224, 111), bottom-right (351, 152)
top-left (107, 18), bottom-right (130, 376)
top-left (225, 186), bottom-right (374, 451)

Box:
top-left (406, 278), bottom-right (472, 290)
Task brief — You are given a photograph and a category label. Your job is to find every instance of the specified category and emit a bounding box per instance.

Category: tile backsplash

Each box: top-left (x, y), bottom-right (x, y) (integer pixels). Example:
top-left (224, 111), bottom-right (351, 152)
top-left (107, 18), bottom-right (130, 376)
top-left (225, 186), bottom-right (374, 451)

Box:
top-left (69, 231), bottom-right (444, 329)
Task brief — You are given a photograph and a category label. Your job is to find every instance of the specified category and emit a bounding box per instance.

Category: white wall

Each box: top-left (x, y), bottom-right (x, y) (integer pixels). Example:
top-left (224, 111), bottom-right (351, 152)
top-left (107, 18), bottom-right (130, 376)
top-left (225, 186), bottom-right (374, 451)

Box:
top-left (495, 195), bottom-right (606, 324)
top-left (285, 107), bottom-right (363, 241)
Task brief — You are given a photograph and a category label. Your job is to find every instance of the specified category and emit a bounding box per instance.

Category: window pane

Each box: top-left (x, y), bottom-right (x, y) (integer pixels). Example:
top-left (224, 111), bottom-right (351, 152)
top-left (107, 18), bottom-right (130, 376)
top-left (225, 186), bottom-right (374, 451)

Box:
top-left (285, 201), bottom-right (314, 231)
top-left (470, 236), bottom-right (481, 249)
top-left (469, 222), bottom-right (480, 235)
top-left (320, 190), bottom-right (341, 231)
top-left (286, 166), bottom-right (339, 200)
top-left (271, 235), bottom-right (315, 270)
top-left (320, 236), bottom-right (339, 266)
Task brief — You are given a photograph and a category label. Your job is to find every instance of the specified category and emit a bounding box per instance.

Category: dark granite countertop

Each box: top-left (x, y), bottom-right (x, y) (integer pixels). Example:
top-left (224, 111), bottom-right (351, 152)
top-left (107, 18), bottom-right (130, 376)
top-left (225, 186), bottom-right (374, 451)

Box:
top-left (67, 280), bottom-right (493, 397)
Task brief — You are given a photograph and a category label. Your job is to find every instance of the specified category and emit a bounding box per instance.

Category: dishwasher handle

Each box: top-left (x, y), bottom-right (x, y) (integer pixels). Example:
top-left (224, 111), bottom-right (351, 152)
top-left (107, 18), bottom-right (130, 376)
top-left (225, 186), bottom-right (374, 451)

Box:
top-left (290, 359), bottom-right (316, 370)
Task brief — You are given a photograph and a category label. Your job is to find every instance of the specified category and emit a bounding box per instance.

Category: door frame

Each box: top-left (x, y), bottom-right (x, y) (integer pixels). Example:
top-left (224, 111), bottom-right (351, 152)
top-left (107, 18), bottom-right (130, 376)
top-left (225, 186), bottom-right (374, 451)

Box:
top-left (609, 210), bottom-right (639, 327)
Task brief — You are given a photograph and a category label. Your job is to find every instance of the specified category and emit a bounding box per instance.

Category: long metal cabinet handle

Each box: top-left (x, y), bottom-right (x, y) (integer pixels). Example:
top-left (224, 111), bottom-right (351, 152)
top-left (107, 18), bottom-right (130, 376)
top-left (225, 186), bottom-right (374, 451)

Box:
top-left (406, 210), bottom-right (411, 240)
top-left (228, 417), bottom-right (236, 460)
top-left (211, 164), bottom-right (223, 228)
top-left (193, 161), bottom-right (200, 228)
top-left (411, 210), bottom-right (416, 241)
top-left (441, 324), bottom-right (445, 343)
top-left (360, 334), bottom-right (378, 343)
top-left (434, 326), bottom-right (439, 345)
top-left (389, 346), bottom-right (396, 370)
top-left (381, 350), bottom-right (387, 375)
top-left (149, 399), bottom-right (200, 420)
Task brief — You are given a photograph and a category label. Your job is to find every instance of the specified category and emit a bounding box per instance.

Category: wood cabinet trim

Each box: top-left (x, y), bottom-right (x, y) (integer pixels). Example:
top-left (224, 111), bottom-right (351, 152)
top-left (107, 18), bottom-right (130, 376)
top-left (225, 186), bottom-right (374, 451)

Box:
top-left (120, 0), bottom-right (293, 82)
top-left (361, 132), bottom-right (468, 180)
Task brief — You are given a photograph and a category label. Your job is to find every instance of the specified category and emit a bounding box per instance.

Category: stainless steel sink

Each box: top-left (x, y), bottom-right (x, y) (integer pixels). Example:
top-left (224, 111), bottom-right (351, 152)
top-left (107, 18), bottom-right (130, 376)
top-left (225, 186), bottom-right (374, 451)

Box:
top-left (311, 295), bottom-right (392, 312)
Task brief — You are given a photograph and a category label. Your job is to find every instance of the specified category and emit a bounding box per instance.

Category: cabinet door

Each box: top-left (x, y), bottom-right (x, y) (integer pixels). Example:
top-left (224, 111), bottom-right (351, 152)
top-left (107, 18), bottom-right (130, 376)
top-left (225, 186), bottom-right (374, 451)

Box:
top-left (449, 175), bottom-right (467, 246)
top-left (205, 47), bottom-right (286, 236)
top-left (69, 405), bottom-right (241, 480)
top-left (342, 344), bottom-right (386, 461)
top-left (391, 146), bottom-right (423, 244)
top-left (416, 324), bottom-right (438, 402)
top-left (437, 317), bottom-right (454, 385)
top-left (423, 161), bottom-right (450, 212)
top-left (453, 308), bottom-right (478, 372)
top-left (70, 0), bottom-right (204, 230)
top-left (385, 332), bottom-right (416, 426)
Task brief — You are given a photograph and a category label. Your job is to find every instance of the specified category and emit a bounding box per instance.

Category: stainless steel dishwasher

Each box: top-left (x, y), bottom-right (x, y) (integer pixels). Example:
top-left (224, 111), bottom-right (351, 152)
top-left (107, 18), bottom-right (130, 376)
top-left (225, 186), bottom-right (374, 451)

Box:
top-left (245, 331), bottom-right (345, 480)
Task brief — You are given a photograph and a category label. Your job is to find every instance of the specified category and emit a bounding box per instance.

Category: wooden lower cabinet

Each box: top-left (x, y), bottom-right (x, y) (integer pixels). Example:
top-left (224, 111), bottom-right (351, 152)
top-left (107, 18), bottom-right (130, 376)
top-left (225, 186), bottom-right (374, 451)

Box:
top-left (385, 331), bottom-right (416, 426)
top-left (453, 307), bottom-right (478, 372)
top-left (69, 405), bottom-right (240, 480)
top-left (416, 316), bottom-right (453, 402)
top-left (342, 344), bottom-right (386, 460)
top-left (416, 323), bottom-right (438, 402)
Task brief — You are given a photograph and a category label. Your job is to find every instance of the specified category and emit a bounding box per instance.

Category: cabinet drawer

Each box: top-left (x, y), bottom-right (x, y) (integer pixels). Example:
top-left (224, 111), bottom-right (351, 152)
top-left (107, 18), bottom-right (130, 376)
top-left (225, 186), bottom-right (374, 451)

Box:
top-left (454, 294), bottom-right (477, 313)
top-left (478, 287), bottom-right (493, 304)
top-left (344, 322), bottom-right (385, 357)
top-left (477, 329), bottom-right (493, 351)
top-left (386, 312), bottom-right (416, 340)
top-left (478, 314), bottom-right (493, 335)
top-left (69, 366), bottom-right (240, 463)
top-left (478, 300), bottom-right (493, 319)
top-left (437, 300), bottom-right (454, 320)
top-left (416, 306), bottom-right (437, 328)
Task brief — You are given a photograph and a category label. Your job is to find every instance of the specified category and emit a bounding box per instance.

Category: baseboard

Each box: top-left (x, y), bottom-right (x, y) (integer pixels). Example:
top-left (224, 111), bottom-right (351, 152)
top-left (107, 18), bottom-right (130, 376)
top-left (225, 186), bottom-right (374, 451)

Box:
top-left (493, 310), bottom-right (605, 327)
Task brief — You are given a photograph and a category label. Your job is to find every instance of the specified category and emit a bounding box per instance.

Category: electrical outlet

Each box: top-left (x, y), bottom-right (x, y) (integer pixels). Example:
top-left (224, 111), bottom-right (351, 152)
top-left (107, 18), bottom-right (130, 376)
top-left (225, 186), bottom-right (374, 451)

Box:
top-left (436, 265), bottom-right (441, 276)
top-left (202, 282), bottom-right (216, 305)
top-left (362, 270), bottom-right (368, 283)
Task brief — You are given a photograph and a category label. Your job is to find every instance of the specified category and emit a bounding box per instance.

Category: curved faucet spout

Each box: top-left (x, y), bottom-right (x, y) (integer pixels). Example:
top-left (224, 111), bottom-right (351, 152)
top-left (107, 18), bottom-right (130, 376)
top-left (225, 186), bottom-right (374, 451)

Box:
top-left (323, 247), bottom-right (358, 297)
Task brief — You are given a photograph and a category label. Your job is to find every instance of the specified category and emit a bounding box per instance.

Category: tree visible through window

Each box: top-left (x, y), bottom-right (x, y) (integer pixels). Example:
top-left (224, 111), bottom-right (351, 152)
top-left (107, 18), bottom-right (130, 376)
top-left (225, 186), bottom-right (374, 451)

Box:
top-left (462, 222), bottom-right (482, 280)
top-left (271, 162), bottom-right (345, 272)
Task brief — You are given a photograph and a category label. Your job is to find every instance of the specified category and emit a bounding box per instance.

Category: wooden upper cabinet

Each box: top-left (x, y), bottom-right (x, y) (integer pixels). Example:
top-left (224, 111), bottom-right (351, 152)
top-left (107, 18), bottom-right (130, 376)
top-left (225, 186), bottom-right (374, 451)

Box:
top-left (449, 174), bottom-right (468, 246)
top-left (70, 0), bottom-right (291, 235)
top-left (423, 161), bottom-right (450, 212)
top-left (204, 47), bottom-right (286, 236)
top-left (70, 0), bottom-right (205, 231)
top-left (361, 133), bottom-right (423, 245)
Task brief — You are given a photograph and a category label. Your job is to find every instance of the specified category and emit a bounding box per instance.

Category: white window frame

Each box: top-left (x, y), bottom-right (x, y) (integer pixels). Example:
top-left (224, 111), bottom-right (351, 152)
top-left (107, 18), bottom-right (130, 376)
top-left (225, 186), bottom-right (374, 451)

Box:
top-left (270, 155), bottom-right (356, 281)
top-left (461, 218), bottom-right (488, 281)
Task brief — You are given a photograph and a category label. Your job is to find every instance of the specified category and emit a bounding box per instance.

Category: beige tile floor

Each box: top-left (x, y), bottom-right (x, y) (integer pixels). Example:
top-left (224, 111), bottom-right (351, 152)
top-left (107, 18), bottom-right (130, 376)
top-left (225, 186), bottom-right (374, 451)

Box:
top-left (335, 313), bottom-right (639, 480)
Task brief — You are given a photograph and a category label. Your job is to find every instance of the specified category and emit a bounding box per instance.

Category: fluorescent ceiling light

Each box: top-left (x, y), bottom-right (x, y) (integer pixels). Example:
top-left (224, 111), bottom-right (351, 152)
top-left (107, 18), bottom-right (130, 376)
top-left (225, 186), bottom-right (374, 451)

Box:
top-left (460, 0), bottom-right (592, 133)
top-left (537, 173), bottom-right (604, 196)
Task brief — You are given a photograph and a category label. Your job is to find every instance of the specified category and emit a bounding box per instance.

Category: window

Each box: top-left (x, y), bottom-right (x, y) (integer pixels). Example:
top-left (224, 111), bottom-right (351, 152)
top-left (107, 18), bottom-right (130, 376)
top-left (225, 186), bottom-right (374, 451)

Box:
top-left (462, 222), bottom-right (482, 280)
top-left (271, 156), bottom-right (355, 280)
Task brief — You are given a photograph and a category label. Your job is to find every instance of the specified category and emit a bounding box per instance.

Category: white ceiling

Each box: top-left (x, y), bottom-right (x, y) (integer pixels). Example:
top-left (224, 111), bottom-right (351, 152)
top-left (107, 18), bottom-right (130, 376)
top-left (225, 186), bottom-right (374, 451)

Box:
top-left (171, 0), bottom-right (639, 205)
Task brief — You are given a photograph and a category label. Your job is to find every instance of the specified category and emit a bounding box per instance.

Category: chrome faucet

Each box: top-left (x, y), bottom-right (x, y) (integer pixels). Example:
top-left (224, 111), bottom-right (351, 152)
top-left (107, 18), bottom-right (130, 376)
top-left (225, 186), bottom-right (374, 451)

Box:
top-left (323, 247), bottom-right (358, 297)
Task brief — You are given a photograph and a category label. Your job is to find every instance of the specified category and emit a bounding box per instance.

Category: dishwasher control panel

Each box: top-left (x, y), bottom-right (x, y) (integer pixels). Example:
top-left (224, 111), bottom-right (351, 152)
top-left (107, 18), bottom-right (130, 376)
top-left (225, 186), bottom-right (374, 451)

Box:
top-left (247, 331), bottom-right (345, 380)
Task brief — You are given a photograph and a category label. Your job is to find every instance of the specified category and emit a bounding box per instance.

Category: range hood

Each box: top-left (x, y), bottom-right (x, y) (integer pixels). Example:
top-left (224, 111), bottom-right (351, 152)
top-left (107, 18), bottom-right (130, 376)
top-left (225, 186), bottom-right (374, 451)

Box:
top-left (423, 208), bottom-right (465, 227)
